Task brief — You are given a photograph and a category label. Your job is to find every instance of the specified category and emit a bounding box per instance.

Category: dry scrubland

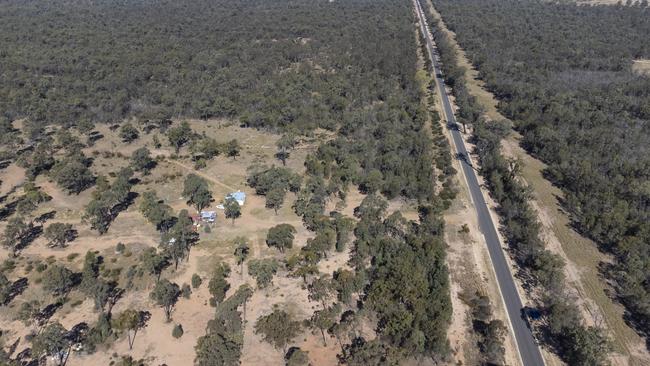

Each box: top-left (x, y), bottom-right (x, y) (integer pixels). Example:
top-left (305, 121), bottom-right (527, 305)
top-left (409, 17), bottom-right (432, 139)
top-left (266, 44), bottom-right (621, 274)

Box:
top-left (0, 119), bottom-right (420, 365)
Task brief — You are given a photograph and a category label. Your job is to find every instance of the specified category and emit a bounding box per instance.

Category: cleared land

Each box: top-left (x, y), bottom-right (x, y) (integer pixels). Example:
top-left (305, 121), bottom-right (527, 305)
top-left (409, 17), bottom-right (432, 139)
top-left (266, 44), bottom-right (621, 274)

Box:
top-left (0, 120), bottom-right (331, 365)
top-left (633, 59), bottom-right (650, 75)
top-left (0, 118), bottom-right (426, 365)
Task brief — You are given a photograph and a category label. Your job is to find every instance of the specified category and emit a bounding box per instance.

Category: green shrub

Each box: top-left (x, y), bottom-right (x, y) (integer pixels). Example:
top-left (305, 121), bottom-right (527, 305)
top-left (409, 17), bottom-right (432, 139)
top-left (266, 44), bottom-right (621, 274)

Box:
top-left (194, 158), bottom-right (207, 170)
top-left (181, 283), bottom-right (191, 299)
top-left (172, 324), bottom-right (184, 339)
top-left (191, 274), bottom-right (202, 289)
top-left (2, 259), bottom-right (16, 272)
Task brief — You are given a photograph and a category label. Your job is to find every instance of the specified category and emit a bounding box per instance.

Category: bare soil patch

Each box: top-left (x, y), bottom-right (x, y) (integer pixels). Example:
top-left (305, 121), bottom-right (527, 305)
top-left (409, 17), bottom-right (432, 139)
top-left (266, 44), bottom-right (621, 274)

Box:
top-left (632, 59), bottom-right (650, 76)
top-left (0, 164), bottom-right (26, 197)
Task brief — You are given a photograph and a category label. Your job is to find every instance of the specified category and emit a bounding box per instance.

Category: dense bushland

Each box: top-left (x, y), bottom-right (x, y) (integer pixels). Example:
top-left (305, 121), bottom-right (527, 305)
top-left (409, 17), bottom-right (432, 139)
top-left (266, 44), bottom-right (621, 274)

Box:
top-left (0, 0), bottom-right (440, 204)
top-left (431, 0), bottom-right (650, 343)
top-left (423, 1), bottom-right (614, 363)
top-left (273, 0), bottom-right (454, 360)
top-left (1, 0), bottom-right (416, 132)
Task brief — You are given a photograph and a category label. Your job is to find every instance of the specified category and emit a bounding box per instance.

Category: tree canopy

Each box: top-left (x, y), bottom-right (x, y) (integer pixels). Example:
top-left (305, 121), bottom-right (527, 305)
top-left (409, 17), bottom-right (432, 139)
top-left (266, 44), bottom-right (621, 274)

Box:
top-left (183, 174), bottom-right (212, 212)
top-left (266, 224), bottom-right (296, 253)
top-left (254, 309), bottom-right (302, 354)
top-left (150, 279), bottom-right (180, 322)
top-left (42, 264), bottom-right (76, 299)
top-left (44, 223), bottom-right (76, 248)
top-left (31, 322), bottom-right (71, 366)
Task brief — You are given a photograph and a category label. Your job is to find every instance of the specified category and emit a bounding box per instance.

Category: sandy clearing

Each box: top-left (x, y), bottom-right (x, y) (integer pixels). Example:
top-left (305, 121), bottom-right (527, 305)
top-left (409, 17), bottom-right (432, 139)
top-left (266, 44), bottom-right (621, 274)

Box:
top-left (1, 121), bottom-right (328, 366)
top-left (0, 164), bottom-right (26, 197)
top-left (632, 59), bottom-right (650, 76)
top-left (167, 159), bottom-right (237, 192)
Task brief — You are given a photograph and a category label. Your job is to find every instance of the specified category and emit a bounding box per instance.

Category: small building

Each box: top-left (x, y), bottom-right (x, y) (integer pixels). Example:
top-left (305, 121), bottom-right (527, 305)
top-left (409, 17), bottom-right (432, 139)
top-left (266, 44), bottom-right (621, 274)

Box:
top-left (190, 214), bottom-right (202, 229)
top-left (200, 210), bottom-right (217, 223)
top-left (226, 190), bottom-right (246, 206)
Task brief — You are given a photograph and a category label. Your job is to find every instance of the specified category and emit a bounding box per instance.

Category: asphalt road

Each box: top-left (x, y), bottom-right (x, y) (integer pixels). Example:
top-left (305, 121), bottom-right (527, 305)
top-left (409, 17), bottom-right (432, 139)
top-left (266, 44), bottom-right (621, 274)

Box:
top-left (413, 1), bottom-right (545, 365)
